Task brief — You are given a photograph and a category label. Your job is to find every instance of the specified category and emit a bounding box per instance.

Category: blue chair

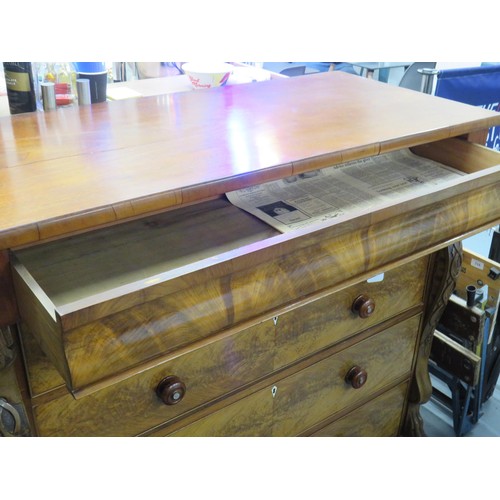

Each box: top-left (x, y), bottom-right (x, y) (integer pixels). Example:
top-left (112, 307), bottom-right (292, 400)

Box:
top-left (434, 64), bottom-right (500, 151)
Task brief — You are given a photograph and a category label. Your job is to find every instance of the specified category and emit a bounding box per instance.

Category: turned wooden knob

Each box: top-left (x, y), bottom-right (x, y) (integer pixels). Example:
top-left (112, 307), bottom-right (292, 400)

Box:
top-left (156, 376), bottom-right (186, 405)
top-left (345, 366), bottom-right (368, 389)
top-left (351, 294), bottom-right (376, 318)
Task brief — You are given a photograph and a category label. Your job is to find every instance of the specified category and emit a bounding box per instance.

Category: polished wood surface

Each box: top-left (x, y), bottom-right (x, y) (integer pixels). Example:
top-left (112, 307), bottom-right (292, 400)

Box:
top-left (0, 252), bottom-right (16, 326)
top-left (3, 73), bottom-right (500, 437)
top-left (161, 317), bottom-right (419, 437)
top-left (310, 383), bottom-right (408, 436)
top-left (11, 142), bottom-right (499, 393)
top-left (403, 243), bottom-right (463, 435)
top-left (23, 308), bottom-right (419, 436)
top-left (21, 256), bottom-right (427, 401)
top-left (1, 71), bottom-right (500, 250)
top-left (19, 150), bottom-right (488, 394)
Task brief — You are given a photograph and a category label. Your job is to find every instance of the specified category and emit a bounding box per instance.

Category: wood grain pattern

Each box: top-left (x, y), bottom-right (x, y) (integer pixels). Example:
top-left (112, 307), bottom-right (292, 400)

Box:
top-left (11, 163), bottom-right (499, 392)
top-left (403, 243), bottom-right (463, 436)
top-left (22, 256), bottom-right (427, 400)
top-left (11, 261), bottom-right (71, 386)
top-left (4, 74), bottom-right (500, 437)
top-left (164, 316), bottom-right (419, 437)
top-left (25, 309), bottom-right (416, 436)
top-left (23, 257), bottom-right (424, 436)
top-left (19, 320), bottom-right (67, 403)
top-left (274, 257), bottom-right (428, 366)
top-left (309, 383), bottom-right (408, 437)
top-left (23, 259), bottom-right (426, 435)
top-left (31, 317), bottom-right (277, 436)
top-left (0, 251), bottom-right (17, 326)
top-left (2, 72), bottom-right (500, 249)
top-left (412, 138), bottom-right (500, 174)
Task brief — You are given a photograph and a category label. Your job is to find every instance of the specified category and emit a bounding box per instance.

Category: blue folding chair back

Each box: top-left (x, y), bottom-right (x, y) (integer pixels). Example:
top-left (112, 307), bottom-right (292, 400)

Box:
top-left (435, 64), bottom-right (500, 151)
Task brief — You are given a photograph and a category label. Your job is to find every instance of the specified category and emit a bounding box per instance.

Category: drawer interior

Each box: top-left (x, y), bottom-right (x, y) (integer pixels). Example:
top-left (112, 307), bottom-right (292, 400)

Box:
top-left (13, 139), bottom-right (500, 316)
top-left (410, 137), bottom-right (500, 174)
top-left (12, 138), bottom-right (500, 316)
top-left (11, 198), bottom-right (279, 310)
top-left (10, 137), bottom-right (500, 394)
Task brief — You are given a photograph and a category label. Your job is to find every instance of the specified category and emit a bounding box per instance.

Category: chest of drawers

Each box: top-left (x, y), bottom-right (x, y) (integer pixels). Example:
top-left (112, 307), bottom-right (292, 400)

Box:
top-left (1, 72), bottom-right (499, 436)
top-left (15, 230), bottom-right (428, 436)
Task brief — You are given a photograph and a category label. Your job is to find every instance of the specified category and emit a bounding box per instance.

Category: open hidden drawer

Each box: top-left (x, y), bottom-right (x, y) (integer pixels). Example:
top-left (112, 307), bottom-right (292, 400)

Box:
top-left (9, 137), bottom-right (500, 401)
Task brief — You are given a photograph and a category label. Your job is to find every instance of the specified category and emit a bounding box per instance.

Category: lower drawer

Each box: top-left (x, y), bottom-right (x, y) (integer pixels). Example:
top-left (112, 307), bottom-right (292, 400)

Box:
top-left (309, 382), bottom-right (408, 437)
top-left (23, 252), bottom-right (425, 436)
top-left (154, 315), bottom-right (420, 437)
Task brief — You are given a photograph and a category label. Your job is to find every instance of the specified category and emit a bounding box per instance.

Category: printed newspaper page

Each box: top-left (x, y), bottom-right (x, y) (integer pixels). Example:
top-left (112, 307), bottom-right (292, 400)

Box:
top-left (226, 149), bottom-right (465, 233)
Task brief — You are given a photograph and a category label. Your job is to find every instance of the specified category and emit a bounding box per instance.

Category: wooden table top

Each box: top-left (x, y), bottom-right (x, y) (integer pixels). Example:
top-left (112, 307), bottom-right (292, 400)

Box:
top-left (1, 71), bottom-right (500, 250)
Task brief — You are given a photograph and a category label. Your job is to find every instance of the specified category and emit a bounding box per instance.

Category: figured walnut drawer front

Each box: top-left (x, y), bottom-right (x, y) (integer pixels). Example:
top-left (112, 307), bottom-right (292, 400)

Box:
top-left (29, 317), bottom-right (275, 436)
top-left (158, 315), bottom-right (420, 437)
top-left (309, 382), bottom-right (409, 437)
top-left (26, 258), bottom-right (424, 437)
top-left (11, 198), bottom-right (280, 393)
top-left (274, 256), bottom-right (427, 367)
top-left (9, 137), bottom-right (500, 396)
top-left (11, 190), bottom-right (429, 395)
top-left (23, 253), bottom-right (428, 399)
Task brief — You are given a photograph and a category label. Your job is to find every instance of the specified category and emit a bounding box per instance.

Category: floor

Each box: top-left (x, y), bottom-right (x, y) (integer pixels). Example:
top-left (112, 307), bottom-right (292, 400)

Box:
top-left (421, 376), bottom-right (500, 437)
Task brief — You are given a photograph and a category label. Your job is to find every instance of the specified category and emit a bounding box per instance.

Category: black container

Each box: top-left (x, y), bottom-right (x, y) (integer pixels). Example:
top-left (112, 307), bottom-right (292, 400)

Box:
top-left (77, 71), bottom-right (107, 103)
top-left (3, 62), bottom-right (37, 114)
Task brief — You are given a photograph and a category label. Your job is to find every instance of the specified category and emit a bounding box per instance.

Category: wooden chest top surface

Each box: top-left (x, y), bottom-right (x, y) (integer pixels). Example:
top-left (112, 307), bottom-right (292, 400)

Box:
top-left (1, 71), bottom-right (499, 249)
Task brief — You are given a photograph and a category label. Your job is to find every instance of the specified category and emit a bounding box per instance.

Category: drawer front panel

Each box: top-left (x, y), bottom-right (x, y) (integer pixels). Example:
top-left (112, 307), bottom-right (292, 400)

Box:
top-left (24, 255), bottom-right (428, 400)
top-left (162, 315), bottom-right (420, 437)
top-left (14, 161), bottom-right (499, 393)
top-left (32, 319), bottom-right (276, 436)
top-left (63, 252), bottom-right (426, 390)
top-left (10, 139), bottom-right (500, 394)
top-left (31, 310), bottom-right (420, 436)
top-left (275, 256), bottom-right (427, 367)
top-left (309, 382), bottom-right (408, 437)
top-left (17, 251), bottom-right (427, 395)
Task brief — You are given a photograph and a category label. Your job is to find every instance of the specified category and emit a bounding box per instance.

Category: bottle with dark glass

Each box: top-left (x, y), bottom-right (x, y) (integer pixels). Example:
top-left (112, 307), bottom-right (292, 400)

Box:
top-left (3, 62), bottom-right (37, 114)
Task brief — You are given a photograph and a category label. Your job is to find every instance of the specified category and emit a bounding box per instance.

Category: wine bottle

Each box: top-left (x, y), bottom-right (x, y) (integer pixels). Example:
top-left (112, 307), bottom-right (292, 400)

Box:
top-left (3, 62), bottom-right (37, 114)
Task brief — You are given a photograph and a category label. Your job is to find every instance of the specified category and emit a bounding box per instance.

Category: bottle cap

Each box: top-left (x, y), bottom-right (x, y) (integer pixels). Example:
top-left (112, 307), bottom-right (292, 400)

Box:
top-left (77, 79), bottom-right (91, 106)
top-left (41, 82), bottom-right (56, 111)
